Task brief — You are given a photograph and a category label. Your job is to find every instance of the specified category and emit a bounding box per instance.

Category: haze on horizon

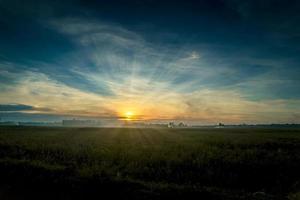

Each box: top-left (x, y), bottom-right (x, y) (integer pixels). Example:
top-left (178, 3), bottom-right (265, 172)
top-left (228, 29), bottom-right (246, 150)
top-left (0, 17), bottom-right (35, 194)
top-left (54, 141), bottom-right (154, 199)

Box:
top-left (0, 0), bottom-right (300, 125)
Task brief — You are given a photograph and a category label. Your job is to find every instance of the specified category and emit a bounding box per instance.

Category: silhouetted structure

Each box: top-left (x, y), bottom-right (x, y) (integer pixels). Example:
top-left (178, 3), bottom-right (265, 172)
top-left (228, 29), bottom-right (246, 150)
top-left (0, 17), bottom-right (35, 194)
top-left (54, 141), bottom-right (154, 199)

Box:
top-left (168, 122), bottom-right (175, 128)
top-left (62, 119), bottom-right (101, 127)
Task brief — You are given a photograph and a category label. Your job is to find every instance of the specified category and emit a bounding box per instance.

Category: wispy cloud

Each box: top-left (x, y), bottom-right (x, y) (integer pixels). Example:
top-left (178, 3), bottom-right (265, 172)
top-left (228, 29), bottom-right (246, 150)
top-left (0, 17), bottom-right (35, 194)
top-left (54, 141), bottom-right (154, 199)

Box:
top-left (0, 16), bottom-right (299, 124)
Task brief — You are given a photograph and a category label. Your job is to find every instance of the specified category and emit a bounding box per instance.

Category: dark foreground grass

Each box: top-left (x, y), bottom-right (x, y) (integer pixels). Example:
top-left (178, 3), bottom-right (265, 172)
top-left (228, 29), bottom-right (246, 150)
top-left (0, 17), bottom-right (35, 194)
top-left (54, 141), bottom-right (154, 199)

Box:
top-left (0, 127), bottom-right (300, 199)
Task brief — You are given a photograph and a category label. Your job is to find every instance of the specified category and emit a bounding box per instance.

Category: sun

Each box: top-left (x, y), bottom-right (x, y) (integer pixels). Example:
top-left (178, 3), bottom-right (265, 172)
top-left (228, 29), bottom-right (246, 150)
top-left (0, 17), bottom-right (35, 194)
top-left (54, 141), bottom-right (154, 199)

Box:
top-left (125, 111), bottom-right (134, 120)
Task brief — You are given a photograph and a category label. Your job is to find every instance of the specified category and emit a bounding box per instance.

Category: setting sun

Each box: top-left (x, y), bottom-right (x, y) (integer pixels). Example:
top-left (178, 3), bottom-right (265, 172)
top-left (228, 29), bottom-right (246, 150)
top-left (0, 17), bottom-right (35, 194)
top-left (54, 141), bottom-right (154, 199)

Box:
top-left (125, 111), bottom-right (134, 120)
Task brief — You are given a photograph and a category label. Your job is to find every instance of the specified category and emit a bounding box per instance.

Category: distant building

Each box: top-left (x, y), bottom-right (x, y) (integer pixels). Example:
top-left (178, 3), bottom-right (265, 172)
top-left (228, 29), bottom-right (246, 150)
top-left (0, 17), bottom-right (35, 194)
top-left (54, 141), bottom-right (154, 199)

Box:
top-left (167, 122), bottom-right (188, 128)
top-left (215, 123), bottom-right (225, 128)
top-left (123, 122), bottom-right (168, 128)
top-left (62, 119), bottom-right (100, 127)
top-left (168, 122), bottom-right (175, 128)
top-left (178, 122), bottom-right (187, 127)
top-left (18, 122), bottom-right (62, 127)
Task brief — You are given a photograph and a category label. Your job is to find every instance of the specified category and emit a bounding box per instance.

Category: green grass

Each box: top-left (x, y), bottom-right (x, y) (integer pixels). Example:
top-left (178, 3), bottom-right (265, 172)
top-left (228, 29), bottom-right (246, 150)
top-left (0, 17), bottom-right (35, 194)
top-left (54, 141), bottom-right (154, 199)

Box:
top-left (0, 127), bottom-right (300, 199)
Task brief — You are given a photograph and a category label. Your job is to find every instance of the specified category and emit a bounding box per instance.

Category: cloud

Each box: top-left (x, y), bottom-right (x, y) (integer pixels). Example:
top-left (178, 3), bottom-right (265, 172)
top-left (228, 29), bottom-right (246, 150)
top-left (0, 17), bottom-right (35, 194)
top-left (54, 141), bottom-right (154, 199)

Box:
top-left (50, 18), bottom-right (145, 49)
top-left (0, 15), bottom-right (299, 124)
top-left (178, 89), bottom-right (300, 124)
top-left (0, 103), bottom-right (51, 112)
top-left (48, 17), bottom-right (286, 93)
top-left (0, 70), bottom-right (117, 117)
top-left (0, 104), bottom-right (34, 112)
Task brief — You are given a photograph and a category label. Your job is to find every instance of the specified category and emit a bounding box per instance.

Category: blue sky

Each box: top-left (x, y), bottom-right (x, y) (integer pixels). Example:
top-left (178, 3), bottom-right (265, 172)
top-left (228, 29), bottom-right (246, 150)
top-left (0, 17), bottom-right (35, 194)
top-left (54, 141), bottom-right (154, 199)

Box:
top-left (0, 0), bottom-right (300, 124)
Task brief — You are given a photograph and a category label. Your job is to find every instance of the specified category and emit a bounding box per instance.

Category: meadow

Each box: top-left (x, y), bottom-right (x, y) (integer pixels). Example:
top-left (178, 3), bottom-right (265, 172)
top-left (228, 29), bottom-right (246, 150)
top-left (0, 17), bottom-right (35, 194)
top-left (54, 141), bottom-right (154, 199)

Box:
top-left (0, 126), bottom-right (299, 200)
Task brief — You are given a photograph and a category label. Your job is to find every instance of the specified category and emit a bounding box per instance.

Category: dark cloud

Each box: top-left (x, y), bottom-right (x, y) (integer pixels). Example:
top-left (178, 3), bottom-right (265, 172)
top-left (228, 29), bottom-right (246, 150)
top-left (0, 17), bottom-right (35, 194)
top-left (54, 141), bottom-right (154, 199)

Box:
top-left (0, 104), bottom-right (34, 111)
top-left (0, 104), bottom-right (51, 112)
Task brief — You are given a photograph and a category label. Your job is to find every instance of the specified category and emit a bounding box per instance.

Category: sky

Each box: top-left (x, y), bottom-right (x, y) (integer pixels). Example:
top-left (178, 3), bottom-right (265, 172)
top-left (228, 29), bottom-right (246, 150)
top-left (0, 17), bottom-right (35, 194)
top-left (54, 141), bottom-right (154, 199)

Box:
top-left (0, 0), bottom-right (300, 124)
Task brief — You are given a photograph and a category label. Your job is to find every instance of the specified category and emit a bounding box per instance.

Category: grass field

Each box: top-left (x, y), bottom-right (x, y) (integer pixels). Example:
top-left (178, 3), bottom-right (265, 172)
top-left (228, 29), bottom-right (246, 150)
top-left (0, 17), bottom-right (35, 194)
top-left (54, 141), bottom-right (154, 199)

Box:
top-left (0, 126), bottom-right (300, 199)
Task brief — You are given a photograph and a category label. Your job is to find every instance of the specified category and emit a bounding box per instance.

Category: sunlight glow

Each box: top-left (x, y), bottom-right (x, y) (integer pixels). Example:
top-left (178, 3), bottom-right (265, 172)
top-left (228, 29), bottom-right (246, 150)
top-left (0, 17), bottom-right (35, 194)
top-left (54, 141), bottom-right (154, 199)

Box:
top-left (125, 111), bottom-right (134, 120)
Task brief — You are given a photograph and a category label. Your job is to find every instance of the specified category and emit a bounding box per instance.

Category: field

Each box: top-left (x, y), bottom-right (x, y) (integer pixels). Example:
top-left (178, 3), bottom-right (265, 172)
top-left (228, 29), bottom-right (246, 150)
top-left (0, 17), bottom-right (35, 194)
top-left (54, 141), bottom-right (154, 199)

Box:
top-left (0, 127), bottom-right (300, 200)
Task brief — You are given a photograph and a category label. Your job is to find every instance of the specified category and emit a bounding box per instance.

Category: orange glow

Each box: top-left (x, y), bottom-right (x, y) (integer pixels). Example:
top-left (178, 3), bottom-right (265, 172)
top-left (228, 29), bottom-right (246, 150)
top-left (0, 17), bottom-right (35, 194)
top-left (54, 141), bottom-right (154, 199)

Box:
top-left (125, 111), bottom-right (134, 120)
